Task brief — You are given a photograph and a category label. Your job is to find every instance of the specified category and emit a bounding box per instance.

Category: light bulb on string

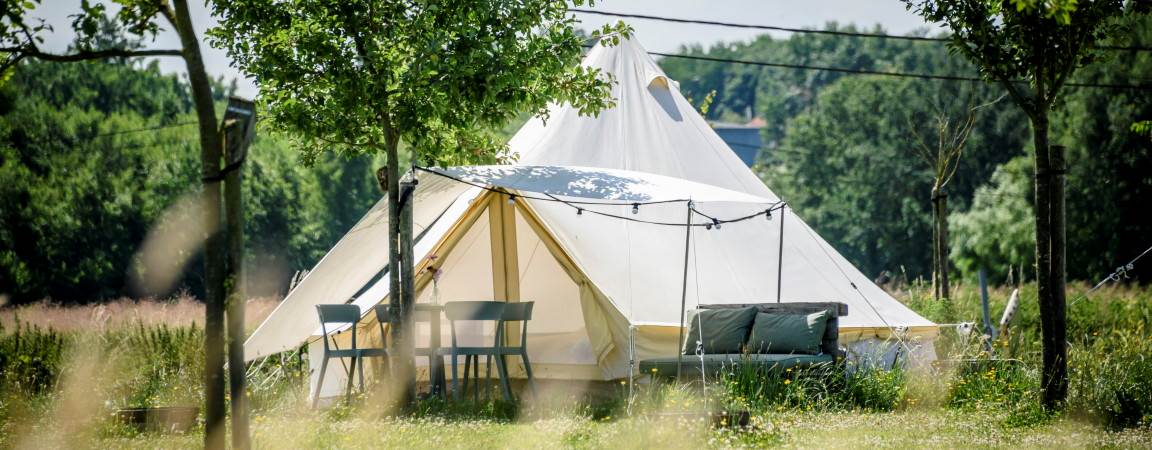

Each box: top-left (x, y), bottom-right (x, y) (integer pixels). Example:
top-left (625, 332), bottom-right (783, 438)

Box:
top-left (576, 207), bottom-right (583, 216)
top-left (507, 195), bottom-right (516, 206)
top-left (765, 209), bottom-right (772, 221)
top-left (704, 223), bottom-right (712, 230)
top-left (713, 219), bottom-right (722, 230)
top-left (632, 203), bottom-right (639, 214)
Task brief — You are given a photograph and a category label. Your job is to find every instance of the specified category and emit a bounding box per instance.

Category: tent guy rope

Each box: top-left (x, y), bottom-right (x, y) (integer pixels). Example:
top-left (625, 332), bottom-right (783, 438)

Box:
top-left (1070, 243), bottom-right (1152, 307)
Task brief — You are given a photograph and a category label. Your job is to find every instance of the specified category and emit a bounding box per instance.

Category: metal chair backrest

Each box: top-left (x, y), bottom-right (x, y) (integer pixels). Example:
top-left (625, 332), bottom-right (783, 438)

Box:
top-left (372, 304), bottom-right (391, 343)
top-left (316, 304), bottom-right (362, 352)
top-left (443, 301), bottom-right (506, 348)
top-left (501, 301), bottom-right (534, 346)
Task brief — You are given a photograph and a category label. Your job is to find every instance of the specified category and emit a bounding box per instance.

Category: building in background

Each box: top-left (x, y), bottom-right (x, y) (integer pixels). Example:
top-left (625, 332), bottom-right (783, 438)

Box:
top-left (710, 118), bottom-right (765, 166)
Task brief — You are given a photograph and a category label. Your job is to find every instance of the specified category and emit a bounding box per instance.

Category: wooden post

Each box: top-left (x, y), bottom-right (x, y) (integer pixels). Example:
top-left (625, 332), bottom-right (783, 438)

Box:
top-left (223, 97), bottom-right (255, 450)
top-left (379, 160), bottom-right (414, 405)
top-left (1048, 145), bottom-right (1069, 405)
top-left (930, 188), bottom-right (950, 302)
top-left (398, 177), bottom-right (417, 394)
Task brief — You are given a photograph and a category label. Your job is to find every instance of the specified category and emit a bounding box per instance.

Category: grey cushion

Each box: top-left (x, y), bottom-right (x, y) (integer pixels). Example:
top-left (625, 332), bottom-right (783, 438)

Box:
top-left (639, 353), bottom-right (834, 378)
top-left (681, 307), bottom-right (757, 355)
top-left (746, 310), bottom-right (829, 355)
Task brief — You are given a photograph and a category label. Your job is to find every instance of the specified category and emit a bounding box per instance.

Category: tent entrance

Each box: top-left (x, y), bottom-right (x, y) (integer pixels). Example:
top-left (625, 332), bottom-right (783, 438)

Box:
top-left (390, 190), bottom-right (620, 380)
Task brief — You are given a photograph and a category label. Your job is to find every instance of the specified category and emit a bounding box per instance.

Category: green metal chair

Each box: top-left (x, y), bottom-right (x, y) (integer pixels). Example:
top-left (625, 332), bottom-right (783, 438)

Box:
top-left (496, 301), bottom-right (537, 397)
top-left (438, 301), bottom-right (510, 401)
top-left (312, 304), bottom-right (388, 408)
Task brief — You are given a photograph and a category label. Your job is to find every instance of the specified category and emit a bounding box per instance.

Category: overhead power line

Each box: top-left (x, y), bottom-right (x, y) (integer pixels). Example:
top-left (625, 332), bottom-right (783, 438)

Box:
top-left (570, 9), bottom-right (1152, 53)
top-left (93, 121), bottom-right (198, 137)
top-left (643, 50), bottom-right (1152, 91)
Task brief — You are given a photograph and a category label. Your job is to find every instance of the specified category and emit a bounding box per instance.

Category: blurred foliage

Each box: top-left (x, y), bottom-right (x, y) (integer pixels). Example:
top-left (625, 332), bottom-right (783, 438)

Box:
top-left (0, 59), bottom-right (380, 303)
top-left (663, 18), bottom-right (1151, 283)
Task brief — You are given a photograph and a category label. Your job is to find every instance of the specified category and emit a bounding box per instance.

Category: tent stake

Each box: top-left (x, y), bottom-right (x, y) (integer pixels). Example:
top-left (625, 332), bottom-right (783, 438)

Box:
top-left (676, 201), bottom-right (693, 380)
top-left (776, 205), bottom-right (786, 303)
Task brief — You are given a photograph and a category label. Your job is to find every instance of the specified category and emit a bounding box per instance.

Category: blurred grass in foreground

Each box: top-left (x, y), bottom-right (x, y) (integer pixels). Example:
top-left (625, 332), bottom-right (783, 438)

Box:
top-left (1, 283), bottom-right (1150, 448)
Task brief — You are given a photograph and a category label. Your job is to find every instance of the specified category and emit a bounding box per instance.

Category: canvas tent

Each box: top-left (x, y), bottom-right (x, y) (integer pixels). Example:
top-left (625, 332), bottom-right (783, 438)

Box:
top-left (243, 36), bottom-right (938, 399)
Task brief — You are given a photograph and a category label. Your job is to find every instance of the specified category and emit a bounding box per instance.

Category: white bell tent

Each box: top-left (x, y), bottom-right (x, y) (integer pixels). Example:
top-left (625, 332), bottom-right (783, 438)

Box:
top-left (242, 36), bottom-right (938, 398)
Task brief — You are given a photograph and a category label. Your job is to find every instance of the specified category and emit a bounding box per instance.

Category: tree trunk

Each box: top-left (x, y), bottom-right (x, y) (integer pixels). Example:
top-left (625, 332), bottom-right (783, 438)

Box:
top-left (170, 0), bottom-right (226, 447)
top-left (1047, 144), bottom-right (1069, 407)
top-left (382, 135), bottom-right (415, 406)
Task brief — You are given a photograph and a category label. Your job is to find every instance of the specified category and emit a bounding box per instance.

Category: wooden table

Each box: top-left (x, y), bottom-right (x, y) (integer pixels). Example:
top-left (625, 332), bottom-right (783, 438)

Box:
top-left (414, 303), bottom-right (446, 396)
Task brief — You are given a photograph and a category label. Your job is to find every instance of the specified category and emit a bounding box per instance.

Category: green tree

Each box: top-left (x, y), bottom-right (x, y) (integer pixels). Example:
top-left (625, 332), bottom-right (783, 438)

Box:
top-left (211, 0), bottom-right (629, 403)
top-left (904, 0), bottom-right (1148, 409)
top-left (909, 95), bottom-right (1001, 303)
top-left (763, 74), bottom-right (1025, 281)
top-left (3, 2), bottom-right (241, 444)
top-left (949, 156), bottom-right (1035, 283)
top-left (0, 59), bottom-right (199, 302)
top-left (1052, 14), bottom-right (1152, 283)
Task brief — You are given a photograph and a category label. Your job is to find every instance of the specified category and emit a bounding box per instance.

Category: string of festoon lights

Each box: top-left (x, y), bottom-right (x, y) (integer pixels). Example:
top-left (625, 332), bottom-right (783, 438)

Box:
top-left (414, 166), bottom-right (787, 227)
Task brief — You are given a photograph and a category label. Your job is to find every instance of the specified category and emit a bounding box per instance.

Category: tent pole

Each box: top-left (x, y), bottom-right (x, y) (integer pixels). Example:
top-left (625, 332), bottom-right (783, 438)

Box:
top-left (627, 325), bottom-right (635, 415)
top-left (776, 205), bottom-right (786, 303)
top-left (676, 201), bottom-right (693, 380)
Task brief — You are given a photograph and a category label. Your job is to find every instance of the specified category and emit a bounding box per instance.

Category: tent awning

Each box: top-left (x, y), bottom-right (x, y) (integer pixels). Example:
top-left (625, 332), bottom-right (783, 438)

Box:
top-left (424, 165), bottom-right (776, 204)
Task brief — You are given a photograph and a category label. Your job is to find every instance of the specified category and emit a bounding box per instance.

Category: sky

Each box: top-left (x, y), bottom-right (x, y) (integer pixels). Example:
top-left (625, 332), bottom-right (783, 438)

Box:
top-left (31, 1), bottom-right (940, 99)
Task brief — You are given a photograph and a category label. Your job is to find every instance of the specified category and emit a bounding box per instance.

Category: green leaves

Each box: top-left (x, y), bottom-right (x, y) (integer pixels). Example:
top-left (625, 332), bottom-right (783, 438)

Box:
top-left (1132, 120), bottom-right (1152, 140)
top-left (210, 0), bottom-right (629, 165)
top-left (903, 0), bottom-right (1137, 113)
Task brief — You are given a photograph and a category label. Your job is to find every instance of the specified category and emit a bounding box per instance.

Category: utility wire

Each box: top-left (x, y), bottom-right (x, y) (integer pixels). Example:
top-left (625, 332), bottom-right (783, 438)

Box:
top-left (642, 50), bottom-right (1152, 91)
top-left (570, 9), bottom-right (1152, 52)
top-left (93, 121), bottom-right (198, 137)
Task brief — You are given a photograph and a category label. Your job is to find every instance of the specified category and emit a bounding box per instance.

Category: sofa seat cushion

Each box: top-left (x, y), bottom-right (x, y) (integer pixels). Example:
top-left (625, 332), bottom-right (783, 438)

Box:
top-left (639, 353), bottom-right (834, 379)
top-left (746, 310), bottom-right (829, 355)
top-left (681, 306), bottom-right (758, 355)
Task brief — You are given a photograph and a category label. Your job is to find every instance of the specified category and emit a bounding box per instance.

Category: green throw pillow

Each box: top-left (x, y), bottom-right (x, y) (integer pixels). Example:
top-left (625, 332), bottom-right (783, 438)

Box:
top-left (746, 310), bottom-right (829, 355)
top-left (681, 307), bottom-right (757, 355)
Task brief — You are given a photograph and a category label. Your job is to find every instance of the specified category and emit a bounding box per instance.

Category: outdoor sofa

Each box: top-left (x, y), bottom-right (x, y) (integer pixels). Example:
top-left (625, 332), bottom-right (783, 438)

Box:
top-left (639, 302), bottom-right (848, 379)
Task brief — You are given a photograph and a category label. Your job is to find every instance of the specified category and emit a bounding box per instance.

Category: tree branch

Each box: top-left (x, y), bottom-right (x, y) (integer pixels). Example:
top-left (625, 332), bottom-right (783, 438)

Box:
top-left (997, 78), bottom-right (1036, 120)
top-left (158, 0), bottom-right (179, 30)
top-left (6, 46), bottom-right (183, 63)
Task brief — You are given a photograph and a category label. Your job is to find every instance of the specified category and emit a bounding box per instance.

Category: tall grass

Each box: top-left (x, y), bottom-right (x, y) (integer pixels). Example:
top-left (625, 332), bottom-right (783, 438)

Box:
top-left (711, 360), bottom-right (905, 414)
top-left (1, 283), bottom-right (1150, 447)
top-left (0, 319), bottom-right (207, 447)
top-left (0, 320), bottom-right (68, 397)
top-left (905, 281), bottom-right (1152, 429)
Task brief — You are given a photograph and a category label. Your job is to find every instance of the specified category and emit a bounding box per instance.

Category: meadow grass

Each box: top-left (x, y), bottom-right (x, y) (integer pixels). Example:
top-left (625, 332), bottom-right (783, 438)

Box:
top-left (1, 283), bottom-right (1151, 448)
